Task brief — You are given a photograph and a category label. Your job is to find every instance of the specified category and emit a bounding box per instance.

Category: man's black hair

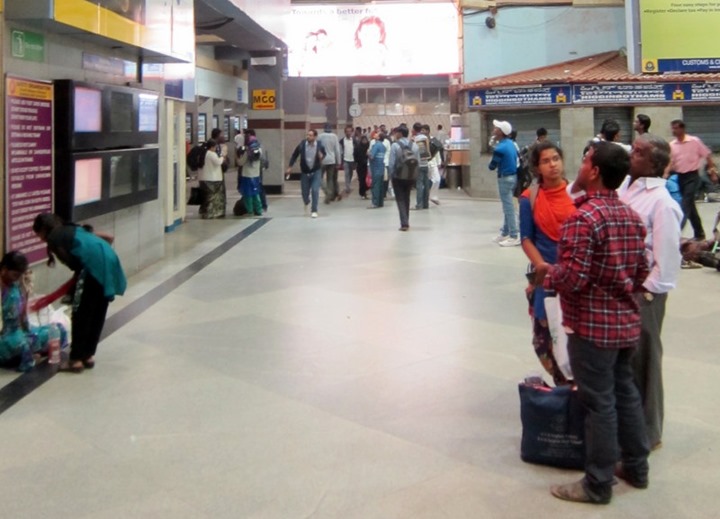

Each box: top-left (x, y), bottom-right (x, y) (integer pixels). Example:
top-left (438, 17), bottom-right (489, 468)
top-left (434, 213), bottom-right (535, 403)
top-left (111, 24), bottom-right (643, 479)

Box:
top-left (421, 124), bottom-right (431, 132)
top-left (671, 119), bottom-right (686, 129)
top-left (397, 126), bottom-right (409, 138)
top-left (636, 114), bottom-right (651, 132)
top-left (412, 122), bottom-right (423, 133)
top-left (588, 141), bottom-right (630, 190)
top-left (536, 127), bottom-right (548, 138)
top-left (211, 128), bottom-right (222, 139)
top-left (600, 119), bottom-right (620, 141)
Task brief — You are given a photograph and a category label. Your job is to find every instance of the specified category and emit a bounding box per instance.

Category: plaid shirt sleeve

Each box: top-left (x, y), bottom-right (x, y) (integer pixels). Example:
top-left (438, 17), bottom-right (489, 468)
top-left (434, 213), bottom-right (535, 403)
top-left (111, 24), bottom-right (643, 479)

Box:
top-left (545, 212), bottom-right (593, 294)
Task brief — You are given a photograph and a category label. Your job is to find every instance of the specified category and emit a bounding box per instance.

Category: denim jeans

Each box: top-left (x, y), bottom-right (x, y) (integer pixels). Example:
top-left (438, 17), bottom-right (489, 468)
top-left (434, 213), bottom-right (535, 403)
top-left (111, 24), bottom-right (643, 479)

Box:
top-left (370, 160), bottom-right (385, 207)
top-left (343, 160), bottom-right (355, 193)
top-left (569, 335), bottom-right (650, 500)
top-left (416, 166), bottom-right (431, 209)
top-left (301, 169), bottom-right (322, 212)
top-left (497, 175), bottom-right (518, 238)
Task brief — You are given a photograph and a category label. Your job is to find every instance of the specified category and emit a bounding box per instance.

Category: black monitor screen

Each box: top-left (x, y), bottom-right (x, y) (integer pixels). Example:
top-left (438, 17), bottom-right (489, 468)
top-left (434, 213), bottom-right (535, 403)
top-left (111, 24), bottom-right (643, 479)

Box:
top-left (138, 93), bottom-right (158, 132)
top-left (74, 87), bottom-right (102, 132)
top-left (109, 155), bottom-right (133, 197)
top-left (139, 149), bottom-right (159, 190)
top-left (110, 92), bottom-right (134, 132)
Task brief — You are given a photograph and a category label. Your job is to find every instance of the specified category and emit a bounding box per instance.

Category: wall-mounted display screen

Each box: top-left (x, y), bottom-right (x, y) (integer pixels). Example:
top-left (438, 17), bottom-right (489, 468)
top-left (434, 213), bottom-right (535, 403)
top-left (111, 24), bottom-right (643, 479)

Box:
top-left (74, 87), bottom-right (102, 132)
top-left (110, 91), bottom-right (134, 132)
top-left (74, 158), bottom-right (103, 205)
top-left (139, 149), bottom-right (159, 190)
top-left (109, 155), bottom-right (134, 197)
top-left (138, 93), bottom-right (159, 132)
top-left (287, 3), bottom-right (459, 77)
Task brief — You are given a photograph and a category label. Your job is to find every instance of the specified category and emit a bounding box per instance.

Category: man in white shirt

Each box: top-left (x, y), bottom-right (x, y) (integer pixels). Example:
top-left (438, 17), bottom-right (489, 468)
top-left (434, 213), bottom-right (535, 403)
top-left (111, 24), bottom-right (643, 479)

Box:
top-left (618, 134), bottom-right (683, 451)
top-left (339, 125), bottom-right (358, 197)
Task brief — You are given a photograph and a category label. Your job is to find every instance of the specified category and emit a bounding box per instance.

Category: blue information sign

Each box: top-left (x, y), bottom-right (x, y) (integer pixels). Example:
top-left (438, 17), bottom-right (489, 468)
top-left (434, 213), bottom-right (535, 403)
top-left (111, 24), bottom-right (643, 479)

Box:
top-left (573, 83), bottom-right (720, 104)
top-left (467, 86), bottom-right (571, 108)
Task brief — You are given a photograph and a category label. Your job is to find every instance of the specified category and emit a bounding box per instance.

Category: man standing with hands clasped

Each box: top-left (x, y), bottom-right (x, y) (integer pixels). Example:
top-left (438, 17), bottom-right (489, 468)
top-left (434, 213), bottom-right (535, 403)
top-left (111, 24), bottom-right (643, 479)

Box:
top-left (537, 141), bottom-right (651, 505)
top-left (619, 134), bottom-right (683, 451)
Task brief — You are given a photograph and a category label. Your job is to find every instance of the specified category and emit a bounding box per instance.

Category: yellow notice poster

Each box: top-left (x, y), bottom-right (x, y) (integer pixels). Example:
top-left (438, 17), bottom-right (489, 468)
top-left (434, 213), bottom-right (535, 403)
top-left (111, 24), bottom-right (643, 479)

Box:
top-left (640, 0), bottom-right (720, 73)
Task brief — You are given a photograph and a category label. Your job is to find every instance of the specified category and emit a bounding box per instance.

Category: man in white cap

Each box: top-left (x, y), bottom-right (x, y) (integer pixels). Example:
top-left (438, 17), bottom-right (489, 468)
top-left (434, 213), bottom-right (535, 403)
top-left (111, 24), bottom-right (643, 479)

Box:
top-left (489, 120), bottom-right (520, 246)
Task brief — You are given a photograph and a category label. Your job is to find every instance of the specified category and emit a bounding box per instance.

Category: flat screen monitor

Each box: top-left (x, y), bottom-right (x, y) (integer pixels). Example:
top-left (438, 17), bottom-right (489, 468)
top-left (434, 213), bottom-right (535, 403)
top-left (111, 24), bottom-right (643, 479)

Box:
top-left (74, 87), bottom-right (102, 132)
top-left (138, 149), bottom-right (159, 190)
top-left (74, 158), bottom-right (103, 205)
top-left (138, 93), bottom-right (159, 132)
top-left (110, 91), bottom-right (134, 132)
top-left (109, 155), bottom-right (133, 197)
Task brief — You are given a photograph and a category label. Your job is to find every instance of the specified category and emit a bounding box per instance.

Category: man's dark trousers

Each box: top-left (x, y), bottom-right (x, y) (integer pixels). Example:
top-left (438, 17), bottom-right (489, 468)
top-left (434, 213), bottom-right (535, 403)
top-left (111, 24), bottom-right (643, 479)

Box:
top-left (569, 334), bottom-right (650, 501)
top-left (392, 178), bottom-right (413, 228)
top-left (678, 171), bottom-right (705, 239)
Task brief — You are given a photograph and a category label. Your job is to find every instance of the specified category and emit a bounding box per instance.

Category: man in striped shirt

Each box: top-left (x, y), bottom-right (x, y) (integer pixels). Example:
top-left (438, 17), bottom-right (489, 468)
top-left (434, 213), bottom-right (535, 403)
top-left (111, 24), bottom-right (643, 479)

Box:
top-left (538, 141), bottom-right (651, 505)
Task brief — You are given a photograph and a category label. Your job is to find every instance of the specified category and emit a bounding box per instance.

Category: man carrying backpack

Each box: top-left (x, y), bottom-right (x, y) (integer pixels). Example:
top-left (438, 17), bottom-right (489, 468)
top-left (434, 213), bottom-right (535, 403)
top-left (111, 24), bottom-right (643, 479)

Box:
top-left (412, 122), bottom-right (432, 210)
top-left (388, 125), bottom-right (420, 231)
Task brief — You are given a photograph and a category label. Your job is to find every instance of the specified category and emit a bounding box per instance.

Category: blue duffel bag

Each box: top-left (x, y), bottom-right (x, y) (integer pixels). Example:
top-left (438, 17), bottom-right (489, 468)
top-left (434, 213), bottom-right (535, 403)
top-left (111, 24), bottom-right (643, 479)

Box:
top-left (518, 382), bottom-right (585, 470)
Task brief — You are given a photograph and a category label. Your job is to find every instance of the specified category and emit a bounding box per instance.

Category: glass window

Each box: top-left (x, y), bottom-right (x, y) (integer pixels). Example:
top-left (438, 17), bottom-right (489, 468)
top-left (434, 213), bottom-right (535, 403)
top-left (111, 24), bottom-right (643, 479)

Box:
top-left (439, 88), bottom-right (450, 102)
top-left (357, 89), bottom-right (367, 104)
top-left (422, 88), bottom-right (440, 102)
top-left (404, 88), bottom-right (422, 103)
top-left (368, 88), bottom-right (384, 104)
top-left (386, 88), bottom-right (402, 104)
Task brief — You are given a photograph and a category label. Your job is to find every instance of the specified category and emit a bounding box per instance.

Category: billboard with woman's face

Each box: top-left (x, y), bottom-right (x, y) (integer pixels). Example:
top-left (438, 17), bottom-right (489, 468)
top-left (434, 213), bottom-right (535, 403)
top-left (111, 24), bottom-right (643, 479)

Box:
top-left (287, 3), bottom-right (460, 77)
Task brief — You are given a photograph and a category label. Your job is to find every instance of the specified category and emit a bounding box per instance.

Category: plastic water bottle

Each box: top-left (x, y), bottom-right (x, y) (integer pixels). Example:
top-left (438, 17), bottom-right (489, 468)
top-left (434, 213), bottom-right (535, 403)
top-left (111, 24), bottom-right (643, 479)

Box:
top-left (47, 325), bottom-right (61, 365)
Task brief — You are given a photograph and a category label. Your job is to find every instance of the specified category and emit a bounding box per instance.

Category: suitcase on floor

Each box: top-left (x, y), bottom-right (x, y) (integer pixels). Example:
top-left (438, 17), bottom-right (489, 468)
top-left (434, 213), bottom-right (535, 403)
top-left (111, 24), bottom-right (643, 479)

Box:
top-left (518, 382), bottom-right (585, 469)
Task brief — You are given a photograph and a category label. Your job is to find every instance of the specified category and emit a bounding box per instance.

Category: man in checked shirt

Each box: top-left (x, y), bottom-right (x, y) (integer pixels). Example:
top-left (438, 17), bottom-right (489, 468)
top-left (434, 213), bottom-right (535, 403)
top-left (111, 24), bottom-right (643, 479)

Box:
top-left (536, 141), bottom-right (651, 505)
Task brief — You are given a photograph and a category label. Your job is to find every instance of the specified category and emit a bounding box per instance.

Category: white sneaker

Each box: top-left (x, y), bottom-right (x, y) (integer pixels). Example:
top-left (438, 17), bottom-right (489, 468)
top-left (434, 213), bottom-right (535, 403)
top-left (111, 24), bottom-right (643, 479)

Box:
top-left (499, 236), bottom-right (521, 247)
top-left (492, 234), bottom-right (509, 243)
top-left (311, 212), bottom-right (318, 218)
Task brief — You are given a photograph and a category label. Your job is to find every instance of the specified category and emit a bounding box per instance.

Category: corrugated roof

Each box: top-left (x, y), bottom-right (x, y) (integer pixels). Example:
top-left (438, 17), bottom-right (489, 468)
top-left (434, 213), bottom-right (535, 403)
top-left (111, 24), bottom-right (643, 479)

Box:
top-left (460, 51), bottom-right (720, 91)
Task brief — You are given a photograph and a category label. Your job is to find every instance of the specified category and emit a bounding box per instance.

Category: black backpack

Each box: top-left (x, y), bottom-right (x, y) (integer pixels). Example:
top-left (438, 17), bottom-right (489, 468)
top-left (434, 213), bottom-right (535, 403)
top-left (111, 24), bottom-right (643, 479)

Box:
top-left (187, 144), bottom-right (208, 172)
top-left (395, 142), bottom-right (418, 180)
top-left (514, 146), bottom-right (533, 198)
top-left (430, 137), bottom-right (443, 160)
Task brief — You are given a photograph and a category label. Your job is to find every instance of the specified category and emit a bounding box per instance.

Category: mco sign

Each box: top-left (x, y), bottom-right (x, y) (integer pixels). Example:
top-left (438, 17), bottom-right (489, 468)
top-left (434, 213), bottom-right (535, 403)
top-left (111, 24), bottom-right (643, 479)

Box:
top-left (252, 89), bottom-right (276, 110)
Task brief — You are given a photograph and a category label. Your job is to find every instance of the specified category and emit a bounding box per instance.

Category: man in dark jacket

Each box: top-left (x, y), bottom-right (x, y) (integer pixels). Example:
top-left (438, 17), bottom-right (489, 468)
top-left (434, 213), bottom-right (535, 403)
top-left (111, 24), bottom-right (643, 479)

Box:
top-left (287, 130), bottom-right (326, 218)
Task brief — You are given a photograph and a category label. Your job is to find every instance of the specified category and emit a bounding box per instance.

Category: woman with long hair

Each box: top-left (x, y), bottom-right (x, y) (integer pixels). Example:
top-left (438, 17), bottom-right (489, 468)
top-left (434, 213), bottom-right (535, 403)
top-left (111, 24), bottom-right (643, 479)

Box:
top-left (32, 213), bottom-right (126, 373)
top-left (519, 142), bottom-right (576, 385)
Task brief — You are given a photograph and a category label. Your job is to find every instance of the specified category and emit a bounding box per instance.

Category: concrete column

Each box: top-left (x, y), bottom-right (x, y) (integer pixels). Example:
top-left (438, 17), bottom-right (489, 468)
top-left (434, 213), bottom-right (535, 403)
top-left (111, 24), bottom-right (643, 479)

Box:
top-left (560, 107), bottom-right (595, 179)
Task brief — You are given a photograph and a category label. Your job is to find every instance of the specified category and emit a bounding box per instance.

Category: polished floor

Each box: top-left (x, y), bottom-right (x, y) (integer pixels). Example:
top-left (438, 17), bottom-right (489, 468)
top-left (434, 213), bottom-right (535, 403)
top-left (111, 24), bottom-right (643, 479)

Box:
top-left (1, 185), bottom-right (718, 518)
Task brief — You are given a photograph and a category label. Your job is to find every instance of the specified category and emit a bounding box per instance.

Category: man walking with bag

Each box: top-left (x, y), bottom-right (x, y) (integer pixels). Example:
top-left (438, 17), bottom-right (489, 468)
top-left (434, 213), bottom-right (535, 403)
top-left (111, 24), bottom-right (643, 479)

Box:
top-left (538, 141), bottom-right (651, 505)
top-left (388, 126), bottom-right (419, 231)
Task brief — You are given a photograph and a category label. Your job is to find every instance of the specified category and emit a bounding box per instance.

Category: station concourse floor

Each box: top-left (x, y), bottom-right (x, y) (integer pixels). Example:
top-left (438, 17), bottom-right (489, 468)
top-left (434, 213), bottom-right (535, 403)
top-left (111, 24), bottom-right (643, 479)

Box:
top-left (0, 184), bottom-right (718, 519)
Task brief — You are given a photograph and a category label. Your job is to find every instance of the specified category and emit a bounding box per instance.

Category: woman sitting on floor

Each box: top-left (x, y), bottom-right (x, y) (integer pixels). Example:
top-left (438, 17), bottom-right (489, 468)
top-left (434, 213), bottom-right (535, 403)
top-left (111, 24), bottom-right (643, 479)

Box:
top-left (0, 251), bottom-right (67, 372)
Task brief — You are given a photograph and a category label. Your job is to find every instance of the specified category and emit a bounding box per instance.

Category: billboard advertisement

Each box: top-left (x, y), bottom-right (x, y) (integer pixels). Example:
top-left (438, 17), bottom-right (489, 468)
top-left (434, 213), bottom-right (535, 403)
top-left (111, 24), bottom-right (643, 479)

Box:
top-left (640, 1), bottom-right (720, 73)
top-left (53, 0), bottom-right (194, 63)
top-left (286, 3), bottom-right (460, 77)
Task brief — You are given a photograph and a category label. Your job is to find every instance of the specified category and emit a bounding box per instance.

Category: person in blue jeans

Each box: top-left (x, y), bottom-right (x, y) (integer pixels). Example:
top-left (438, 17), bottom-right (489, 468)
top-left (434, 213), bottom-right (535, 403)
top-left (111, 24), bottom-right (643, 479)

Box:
top-left (287, 130), bottom-right (326, 218)
top-left (489, 119), bottom-right (520, 247)
top-left (368, 133), bottom-right (387, 208)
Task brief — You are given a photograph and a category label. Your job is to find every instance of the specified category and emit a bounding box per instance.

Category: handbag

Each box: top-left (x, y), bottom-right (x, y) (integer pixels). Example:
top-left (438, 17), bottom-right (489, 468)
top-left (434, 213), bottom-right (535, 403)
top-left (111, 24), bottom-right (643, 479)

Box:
top-left (518, 382), bottom-right (585, 469)
top-left (543, 294), bottom-right (573, 380)
top-left (187, 186), bottom-right (202, 205)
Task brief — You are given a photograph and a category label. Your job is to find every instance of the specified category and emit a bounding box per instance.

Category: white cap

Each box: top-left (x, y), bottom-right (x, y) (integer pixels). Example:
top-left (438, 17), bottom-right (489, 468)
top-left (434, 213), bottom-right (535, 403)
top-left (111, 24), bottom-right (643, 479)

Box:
top-left (493, 120), bottom-right (512, 136)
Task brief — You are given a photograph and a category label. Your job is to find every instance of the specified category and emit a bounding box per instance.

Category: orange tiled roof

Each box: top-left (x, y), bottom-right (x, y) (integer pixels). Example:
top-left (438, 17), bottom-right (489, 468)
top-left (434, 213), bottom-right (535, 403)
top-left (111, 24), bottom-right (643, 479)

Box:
top-left (460, 51), bottom-right (720, 91)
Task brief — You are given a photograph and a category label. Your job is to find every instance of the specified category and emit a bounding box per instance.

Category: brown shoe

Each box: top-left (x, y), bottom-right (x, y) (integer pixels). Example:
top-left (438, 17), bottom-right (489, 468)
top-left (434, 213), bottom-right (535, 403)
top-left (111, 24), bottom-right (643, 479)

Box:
top-left (550, 480), bottom-right (610, 505)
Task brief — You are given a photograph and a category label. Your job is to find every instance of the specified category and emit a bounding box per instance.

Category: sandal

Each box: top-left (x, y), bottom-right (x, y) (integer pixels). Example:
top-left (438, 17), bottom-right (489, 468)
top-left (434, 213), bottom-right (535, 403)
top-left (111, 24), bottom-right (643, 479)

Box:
top-left (82, 359), bottom-right (95, 369)
top-left (59, 361), bottom-right (84, 374)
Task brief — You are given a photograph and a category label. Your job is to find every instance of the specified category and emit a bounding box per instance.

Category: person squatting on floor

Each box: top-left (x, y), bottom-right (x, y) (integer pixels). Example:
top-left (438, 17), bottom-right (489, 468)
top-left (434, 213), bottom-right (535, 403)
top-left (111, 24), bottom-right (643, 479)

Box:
top-left (287, 130), bottom-right (326, 218)
top-left (537, 141), bottom-right (651, 505)
top-left (619, 134), bottom-right (683, 450)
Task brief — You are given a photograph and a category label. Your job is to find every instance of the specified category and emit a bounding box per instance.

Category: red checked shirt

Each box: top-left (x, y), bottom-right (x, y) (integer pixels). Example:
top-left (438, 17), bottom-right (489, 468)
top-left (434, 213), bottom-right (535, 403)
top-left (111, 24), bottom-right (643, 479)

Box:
top-left (544, 190), bottom-right (649, 349)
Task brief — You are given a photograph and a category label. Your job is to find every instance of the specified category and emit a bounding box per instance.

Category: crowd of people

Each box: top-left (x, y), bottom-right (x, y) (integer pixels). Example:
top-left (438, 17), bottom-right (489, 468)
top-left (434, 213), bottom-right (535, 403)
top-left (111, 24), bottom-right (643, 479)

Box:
top-left (506, 112), bottom-right (717, 505)
top-left (287, 122), bottom-right (447, 229)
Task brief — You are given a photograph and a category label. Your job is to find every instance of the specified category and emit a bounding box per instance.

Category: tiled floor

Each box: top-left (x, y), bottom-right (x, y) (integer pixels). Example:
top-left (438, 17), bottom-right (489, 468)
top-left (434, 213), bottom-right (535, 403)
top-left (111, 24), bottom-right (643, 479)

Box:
top-left (1, 186), bottom-right (718, 518)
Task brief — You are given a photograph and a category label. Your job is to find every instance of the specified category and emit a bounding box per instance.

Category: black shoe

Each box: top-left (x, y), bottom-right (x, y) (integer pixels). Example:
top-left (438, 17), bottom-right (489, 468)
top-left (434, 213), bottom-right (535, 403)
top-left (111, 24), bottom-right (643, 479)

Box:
top-left (614, 464), bottom-right (649, 489)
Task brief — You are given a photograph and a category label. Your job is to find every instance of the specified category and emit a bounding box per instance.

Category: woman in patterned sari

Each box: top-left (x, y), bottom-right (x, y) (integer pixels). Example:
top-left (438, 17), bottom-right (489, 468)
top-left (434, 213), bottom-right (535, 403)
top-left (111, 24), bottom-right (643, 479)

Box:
top-left (198, 139), bottom-right (227, 219)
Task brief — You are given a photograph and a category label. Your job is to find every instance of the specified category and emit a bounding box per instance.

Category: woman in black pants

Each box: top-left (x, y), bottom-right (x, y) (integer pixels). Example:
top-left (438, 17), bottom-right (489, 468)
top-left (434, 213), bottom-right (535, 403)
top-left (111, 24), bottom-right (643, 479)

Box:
top-left (32, 214), bottom-right (127, 373)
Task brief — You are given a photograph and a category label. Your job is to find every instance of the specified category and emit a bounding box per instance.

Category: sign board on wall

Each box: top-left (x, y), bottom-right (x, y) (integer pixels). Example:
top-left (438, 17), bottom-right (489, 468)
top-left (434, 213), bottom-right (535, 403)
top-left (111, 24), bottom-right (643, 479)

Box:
top-left (252, 89), bottom-right (277, 110)
top-left (468, 82), bottom-right (720, 107)
top-left (5, 77), bottom-right (54, 264)
top-left (11, 29), bottom-right (45, 62)
top-left (640, 0), bottom-right (720, 73)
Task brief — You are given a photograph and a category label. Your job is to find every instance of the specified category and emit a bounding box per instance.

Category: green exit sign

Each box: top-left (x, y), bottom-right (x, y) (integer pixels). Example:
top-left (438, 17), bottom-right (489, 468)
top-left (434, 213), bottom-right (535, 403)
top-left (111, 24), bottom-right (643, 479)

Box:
top-left (11, 29), bottom-right (45, 63)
